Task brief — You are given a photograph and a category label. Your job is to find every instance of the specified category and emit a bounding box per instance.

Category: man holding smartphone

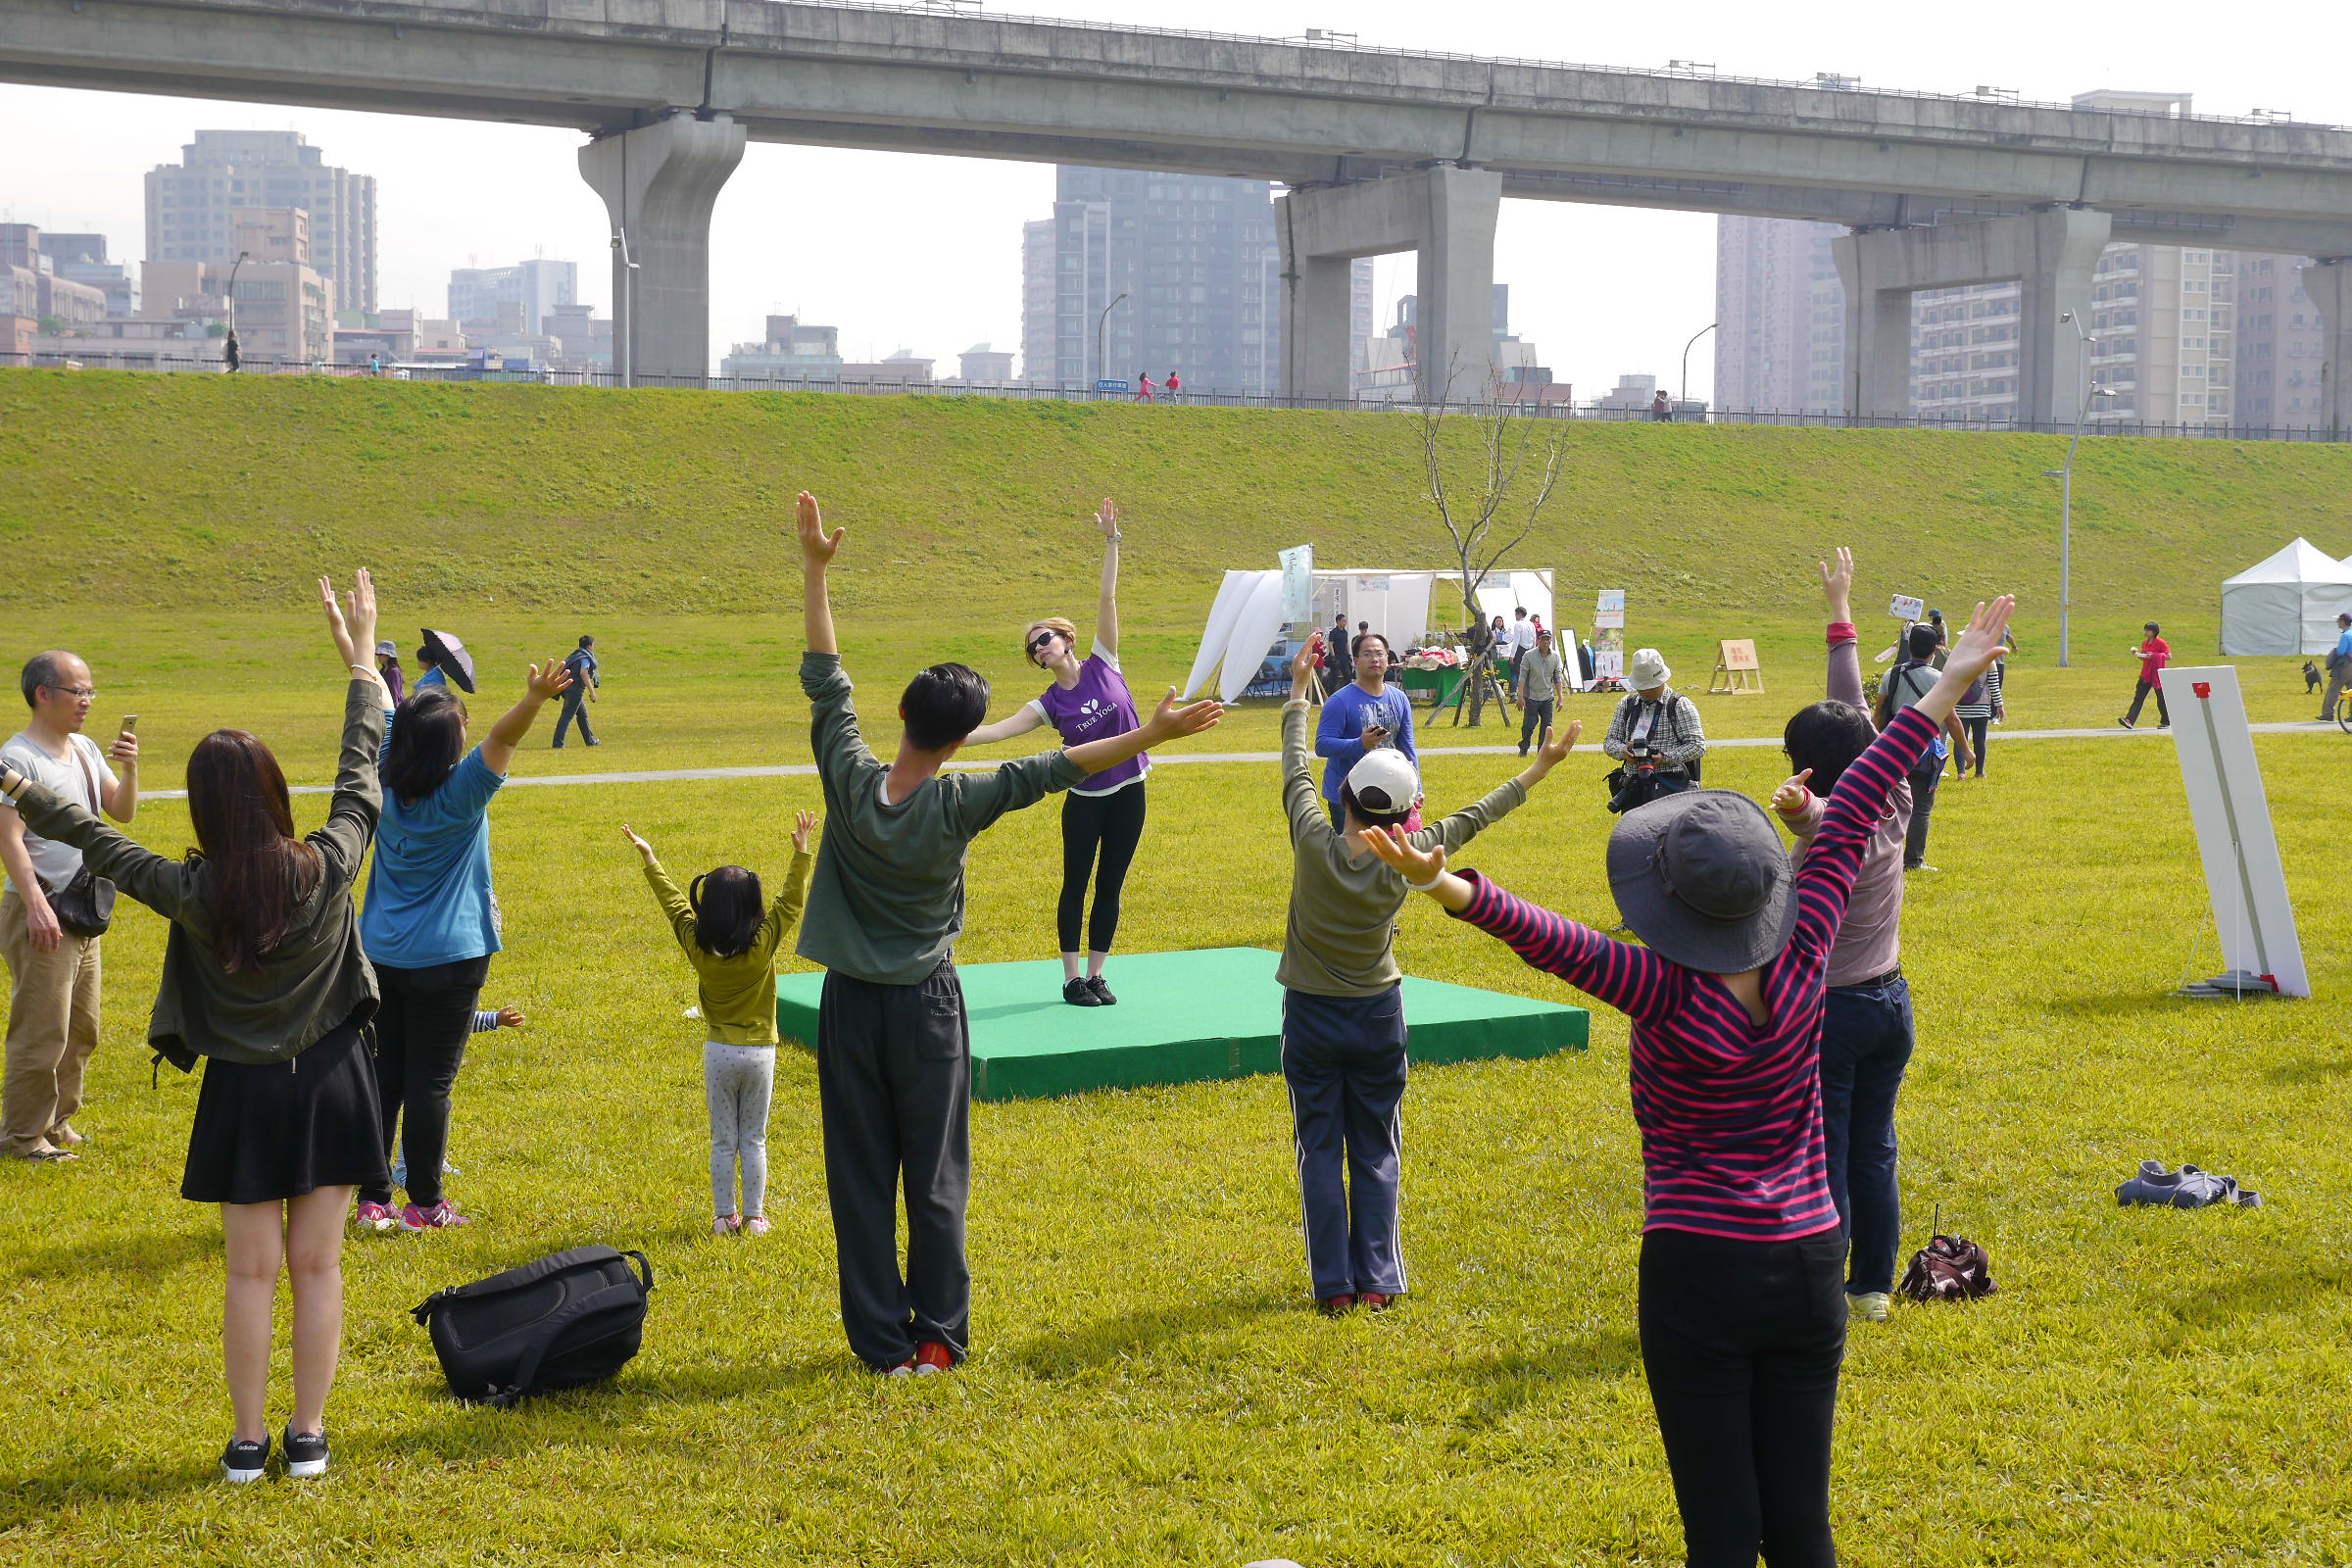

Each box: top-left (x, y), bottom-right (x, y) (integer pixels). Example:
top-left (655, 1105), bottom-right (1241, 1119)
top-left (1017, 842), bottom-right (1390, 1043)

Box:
top-left (1, 652), bottom-right (138, 1162)
top-left (1314, 630), bottom-right (1416, 823)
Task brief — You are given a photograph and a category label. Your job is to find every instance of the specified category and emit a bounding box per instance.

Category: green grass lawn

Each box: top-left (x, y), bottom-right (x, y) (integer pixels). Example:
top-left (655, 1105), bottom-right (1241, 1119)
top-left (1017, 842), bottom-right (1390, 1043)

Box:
top-left (4, 662), bottom-right (2351, 1564)
top-left (6, 374), bottom-right (2352, 1562)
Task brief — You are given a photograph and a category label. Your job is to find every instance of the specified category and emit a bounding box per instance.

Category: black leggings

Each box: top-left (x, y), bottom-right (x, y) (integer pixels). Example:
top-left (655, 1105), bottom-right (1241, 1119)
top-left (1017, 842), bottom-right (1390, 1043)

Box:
top-left (1057, 783), bottom-right (1148, 955)
top-left (359, 955), bottom-right (490, 1208)
top-left (1639, 1228), bottom-right (1846, 1568)
top-left (1961, 715), bottom-right (1989, 776)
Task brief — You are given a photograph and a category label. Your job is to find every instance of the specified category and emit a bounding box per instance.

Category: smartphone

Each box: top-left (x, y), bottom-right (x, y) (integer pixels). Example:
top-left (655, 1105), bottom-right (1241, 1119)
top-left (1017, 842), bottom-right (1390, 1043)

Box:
top-left (121, 714), bottom-right (138, 734)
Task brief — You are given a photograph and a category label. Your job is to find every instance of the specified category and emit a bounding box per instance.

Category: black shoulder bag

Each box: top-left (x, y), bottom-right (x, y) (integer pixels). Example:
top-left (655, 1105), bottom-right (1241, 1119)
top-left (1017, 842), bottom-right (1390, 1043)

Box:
top-left (39, 748), bottom-right (116, 939)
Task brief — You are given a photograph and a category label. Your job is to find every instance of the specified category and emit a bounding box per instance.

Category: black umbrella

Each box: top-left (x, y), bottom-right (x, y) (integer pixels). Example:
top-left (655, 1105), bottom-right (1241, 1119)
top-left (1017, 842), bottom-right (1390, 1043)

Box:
top-left (419, 628), bottom-right (477, 694)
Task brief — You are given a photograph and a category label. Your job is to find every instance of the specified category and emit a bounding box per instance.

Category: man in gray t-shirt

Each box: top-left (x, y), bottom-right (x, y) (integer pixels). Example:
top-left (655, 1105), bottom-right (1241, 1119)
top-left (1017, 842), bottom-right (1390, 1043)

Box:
top-left (1, 650), bottom-right (139, 1161)
top-left (791, 491), bottom-right (1220, 1375)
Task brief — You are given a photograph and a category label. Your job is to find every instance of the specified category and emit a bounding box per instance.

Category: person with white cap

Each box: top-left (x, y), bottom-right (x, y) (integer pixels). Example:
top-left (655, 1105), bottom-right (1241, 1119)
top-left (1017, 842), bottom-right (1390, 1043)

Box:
top-left (1600, 648), bottom-right (1707, 809)
top-left (1275, 635), bottom-right (1577, 1314)
top-left (1365, 595), bottom-right (2015, 1568)
top-left (373, 641), bottom-right (405, 708)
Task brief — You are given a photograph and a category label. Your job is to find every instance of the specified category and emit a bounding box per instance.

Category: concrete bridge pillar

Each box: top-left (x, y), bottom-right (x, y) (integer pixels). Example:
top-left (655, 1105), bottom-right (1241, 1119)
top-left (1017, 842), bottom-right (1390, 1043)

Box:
top-left (579, 113), bottom-right (747, 387)
top-left (2302, 258), bottom-right (2351, 438)
top-left (1833, 208), bottom-right (2111, 427)
top-left (1277, 165), bottom-right (1503, 405)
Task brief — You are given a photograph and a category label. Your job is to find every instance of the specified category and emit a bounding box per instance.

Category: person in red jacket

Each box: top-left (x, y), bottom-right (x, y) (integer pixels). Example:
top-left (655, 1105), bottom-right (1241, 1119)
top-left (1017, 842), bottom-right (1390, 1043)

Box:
top-left (2121, 621), bottom-right (2170, 729)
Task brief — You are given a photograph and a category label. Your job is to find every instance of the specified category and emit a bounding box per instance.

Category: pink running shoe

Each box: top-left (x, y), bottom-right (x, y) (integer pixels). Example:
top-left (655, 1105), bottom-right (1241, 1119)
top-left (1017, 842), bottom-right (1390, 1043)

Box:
top-left (354, 1200), bottom-right (397, 1233)
top-left (742, 1215), bottom-right (770, 1238)
top-left (399, 1200), bottom-right (471, 1232)
top-left (712, 1213), bottom-right (742, 1237)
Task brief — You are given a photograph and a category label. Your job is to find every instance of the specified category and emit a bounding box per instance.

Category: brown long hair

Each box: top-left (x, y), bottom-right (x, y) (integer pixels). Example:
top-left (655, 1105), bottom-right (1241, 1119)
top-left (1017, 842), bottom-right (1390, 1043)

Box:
top-left (184, 730), bottom-right (321, 975)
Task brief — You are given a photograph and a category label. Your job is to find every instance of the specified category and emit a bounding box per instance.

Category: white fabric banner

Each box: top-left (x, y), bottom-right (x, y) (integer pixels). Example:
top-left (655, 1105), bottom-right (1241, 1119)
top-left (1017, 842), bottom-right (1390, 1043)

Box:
top-left (1183, 570), bottom-right (1265, 700)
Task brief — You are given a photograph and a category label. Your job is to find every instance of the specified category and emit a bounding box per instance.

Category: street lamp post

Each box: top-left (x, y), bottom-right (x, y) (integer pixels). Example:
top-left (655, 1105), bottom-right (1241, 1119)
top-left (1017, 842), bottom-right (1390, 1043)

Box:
top-left (222, 249), bottom-right (250, 327)
top-left (2041, 313), bottom-right (2118, 667)
top-left (1680, 320), bottom-right (1719, 407)
top-left (609, 230), bottom-right (642, 388)
top-left (1095, 291), bottom-right (1128, 392)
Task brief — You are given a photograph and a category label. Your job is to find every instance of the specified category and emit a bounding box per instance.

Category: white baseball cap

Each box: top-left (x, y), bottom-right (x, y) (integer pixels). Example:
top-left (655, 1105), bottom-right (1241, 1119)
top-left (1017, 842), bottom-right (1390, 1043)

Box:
top-left (1348, 749), bottom-right (1421, 814)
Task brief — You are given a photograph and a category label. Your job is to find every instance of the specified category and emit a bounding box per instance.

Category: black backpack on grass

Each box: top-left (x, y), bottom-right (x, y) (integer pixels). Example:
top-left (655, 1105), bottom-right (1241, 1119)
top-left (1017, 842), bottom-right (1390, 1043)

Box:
top-left (412, 1246), bottom-right (654, 1407)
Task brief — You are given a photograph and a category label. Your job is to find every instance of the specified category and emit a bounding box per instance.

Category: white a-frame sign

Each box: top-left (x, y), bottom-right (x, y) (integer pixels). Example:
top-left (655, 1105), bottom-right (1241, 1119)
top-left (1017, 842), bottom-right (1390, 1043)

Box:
top-left (2161, 665), bottom-right (2310, 998)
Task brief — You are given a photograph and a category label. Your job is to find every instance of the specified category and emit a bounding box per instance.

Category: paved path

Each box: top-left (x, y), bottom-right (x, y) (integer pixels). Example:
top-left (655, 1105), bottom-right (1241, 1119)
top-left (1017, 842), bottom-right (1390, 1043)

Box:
top-left (149, 719), bottom-right (2343, 799)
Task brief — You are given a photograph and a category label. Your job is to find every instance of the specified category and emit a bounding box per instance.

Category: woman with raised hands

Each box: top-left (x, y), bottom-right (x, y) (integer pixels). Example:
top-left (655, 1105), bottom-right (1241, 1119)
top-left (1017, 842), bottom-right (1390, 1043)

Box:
top-left (352, 632), bottom-right (573, 1232)
top-left (0, 571), bottom-right (397, 1485)
top-left (1362, 597), bottom-right (2015, 1568)
top-left (959, 499), bottom-right (1152, 1006)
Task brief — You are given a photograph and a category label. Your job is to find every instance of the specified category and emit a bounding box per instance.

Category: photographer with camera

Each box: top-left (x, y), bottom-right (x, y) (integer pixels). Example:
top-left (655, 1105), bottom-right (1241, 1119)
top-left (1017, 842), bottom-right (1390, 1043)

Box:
top-left (1599, 649), bottom-right (1706, 814)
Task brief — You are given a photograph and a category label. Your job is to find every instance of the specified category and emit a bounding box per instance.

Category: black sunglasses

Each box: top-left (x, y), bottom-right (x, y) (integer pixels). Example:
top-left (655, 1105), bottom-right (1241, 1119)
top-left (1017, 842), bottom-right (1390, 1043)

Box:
top-left (1027, 631), bottom-right (1060, 655)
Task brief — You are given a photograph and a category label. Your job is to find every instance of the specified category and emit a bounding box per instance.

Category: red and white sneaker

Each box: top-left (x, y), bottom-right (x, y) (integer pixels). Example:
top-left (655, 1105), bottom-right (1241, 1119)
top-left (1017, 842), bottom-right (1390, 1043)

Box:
top-left (912, 1342), bottom-right (956, 1376)
top-left (742, 1215), bottom-right (770, 1238)
top-left (712, 1213), bottom-right (742, 1237)
top-left (353, 1200), bottom-right (397, 1233)
top-left (399, 1200), bottom-right (471, 1231)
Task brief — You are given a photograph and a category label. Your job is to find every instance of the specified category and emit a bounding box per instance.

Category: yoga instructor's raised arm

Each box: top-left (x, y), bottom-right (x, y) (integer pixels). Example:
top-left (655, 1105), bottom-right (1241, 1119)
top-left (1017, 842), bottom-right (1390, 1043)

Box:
top-left (1094, 499), bottom-right (1121, 660)
top-left (797, 490), bottom-right (843, 657)
top-left (963, 706), bottom-right (1047, 747)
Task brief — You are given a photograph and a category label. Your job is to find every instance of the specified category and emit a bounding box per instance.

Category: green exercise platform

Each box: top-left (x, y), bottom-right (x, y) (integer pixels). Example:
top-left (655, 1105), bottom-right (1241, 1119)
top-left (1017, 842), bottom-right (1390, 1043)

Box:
top-left (775, 947), bottom-right (1588, 1102)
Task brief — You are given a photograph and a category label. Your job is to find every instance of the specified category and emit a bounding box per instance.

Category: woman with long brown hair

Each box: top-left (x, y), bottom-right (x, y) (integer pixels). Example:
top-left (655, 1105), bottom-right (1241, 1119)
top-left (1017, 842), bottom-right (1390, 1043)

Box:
top-left (0, 572), bottom-right (394, 1485)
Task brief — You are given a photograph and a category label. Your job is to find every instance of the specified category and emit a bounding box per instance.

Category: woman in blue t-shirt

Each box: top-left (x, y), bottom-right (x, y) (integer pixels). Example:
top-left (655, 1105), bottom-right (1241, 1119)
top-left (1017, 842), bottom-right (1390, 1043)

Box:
top-left (353, 657), bottom-right (572, 1232)
top-left (963, 500), bottom-right (1150, 1007)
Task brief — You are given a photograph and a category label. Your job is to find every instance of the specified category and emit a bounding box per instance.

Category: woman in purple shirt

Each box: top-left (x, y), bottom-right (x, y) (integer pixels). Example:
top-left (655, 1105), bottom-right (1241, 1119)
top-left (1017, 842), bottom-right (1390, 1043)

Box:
top-left (963, 501), bottom-right (1149, 1006)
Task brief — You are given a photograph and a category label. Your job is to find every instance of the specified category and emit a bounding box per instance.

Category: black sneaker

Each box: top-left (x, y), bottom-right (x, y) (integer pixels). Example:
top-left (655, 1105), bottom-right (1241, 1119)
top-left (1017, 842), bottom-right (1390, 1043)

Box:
top-left (220, 1435), bottom-right (270, 1485)
top-left (1061, 976), bottom-right (1102, 1006)
top-left (1086, 974), bottom-right (1118, 1006)
top-left (282, 1427), bottom-right (328, 1479)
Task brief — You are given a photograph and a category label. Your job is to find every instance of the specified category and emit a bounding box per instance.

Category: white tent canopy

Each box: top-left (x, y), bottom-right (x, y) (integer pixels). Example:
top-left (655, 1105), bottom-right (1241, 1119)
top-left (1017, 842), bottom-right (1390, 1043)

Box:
top-left (2219, 537), bottom-right (2352, 656)
top-left (1186, 565), bottom-right (1570, 701)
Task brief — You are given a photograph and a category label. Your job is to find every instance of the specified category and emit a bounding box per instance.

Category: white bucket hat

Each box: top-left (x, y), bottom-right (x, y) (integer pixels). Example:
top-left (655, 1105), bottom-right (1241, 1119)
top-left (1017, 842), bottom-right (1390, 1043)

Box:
top-left (1630, 648), bottom-right (1672, 689)
top-left (1346, 749), bottom-right (1421, 814)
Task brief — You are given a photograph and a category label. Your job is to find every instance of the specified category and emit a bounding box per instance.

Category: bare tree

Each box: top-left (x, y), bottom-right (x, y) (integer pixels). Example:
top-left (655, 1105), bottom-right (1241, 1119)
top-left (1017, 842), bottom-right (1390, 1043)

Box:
top-left (1419, 360), bottom-right (1568, 725)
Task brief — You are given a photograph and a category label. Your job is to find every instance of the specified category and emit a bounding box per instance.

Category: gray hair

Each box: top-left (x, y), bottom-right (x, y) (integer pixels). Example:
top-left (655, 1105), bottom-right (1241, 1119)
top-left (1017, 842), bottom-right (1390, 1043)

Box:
top-left (20, 651), bottom-right (76, 710)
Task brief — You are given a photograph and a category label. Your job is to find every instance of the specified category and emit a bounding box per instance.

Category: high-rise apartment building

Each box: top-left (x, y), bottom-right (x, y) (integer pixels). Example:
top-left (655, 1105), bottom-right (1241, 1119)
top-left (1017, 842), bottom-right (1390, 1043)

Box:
top-left (1713, 217), bottom-right (1846, 415)
top-left (146, 129), bottom-right (377, 313)
top-left (2231, 255), bottom-right (2328, 429)
top-left (1019, 168), bottom-right (1289, 394)
top-left (448, 259), bottom-right (577, 335)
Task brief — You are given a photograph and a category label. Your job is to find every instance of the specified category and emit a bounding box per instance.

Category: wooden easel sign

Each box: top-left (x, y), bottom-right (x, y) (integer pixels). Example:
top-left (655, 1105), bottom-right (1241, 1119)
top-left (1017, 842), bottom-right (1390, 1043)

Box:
top-left (1708, 638), bottom-right (1764, 694)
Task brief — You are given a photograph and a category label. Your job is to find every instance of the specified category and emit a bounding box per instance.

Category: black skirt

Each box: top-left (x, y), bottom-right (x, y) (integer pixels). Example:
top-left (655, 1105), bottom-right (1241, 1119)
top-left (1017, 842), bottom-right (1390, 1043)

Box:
top-left (181, 1018), bottom-right (392, 1205)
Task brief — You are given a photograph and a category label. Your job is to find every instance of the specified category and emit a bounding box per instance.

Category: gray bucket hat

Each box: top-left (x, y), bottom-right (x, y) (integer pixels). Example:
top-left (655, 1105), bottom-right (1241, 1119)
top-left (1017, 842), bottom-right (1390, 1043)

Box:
top-left (1605, 790), bottom-right (1797, 974)
top-left (1629, 648), bottom-right (1672, 688)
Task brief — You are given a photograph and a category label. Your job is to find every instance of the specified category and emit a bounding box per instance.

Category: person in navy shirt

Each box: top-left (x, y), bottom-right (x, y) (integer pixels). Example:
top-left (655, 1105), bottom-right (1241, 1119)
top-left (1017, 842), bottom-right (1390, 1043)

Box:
top-left (962, 500), bottom-right (1152, 1006)
top-left (2319, 612), bottom-right (2352, 722)
top-left (1314, 630), bottom-right (1416, 822)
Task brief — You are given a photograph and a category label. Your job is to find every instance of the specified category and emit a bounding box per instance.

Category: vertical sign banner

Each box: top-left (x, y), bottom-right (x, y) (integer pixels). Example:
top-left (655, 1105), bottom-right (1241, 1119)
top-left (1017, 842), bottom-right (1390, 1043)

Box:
top-left (1593, 589), bottom-right (1627, 680)
top-left (2161, 665), bottom-right (2310, 998)
top-left (1279, 545), bottom-right (1314, 623)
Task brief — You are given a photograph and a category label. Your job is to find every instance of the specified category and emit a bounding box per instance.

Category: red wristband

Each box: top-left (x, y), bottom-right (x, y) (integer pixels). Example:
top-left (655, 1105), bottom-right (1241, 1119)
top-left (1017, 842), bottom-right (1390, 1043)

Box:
top-left (1827, 621), bottom-right (1856, 643)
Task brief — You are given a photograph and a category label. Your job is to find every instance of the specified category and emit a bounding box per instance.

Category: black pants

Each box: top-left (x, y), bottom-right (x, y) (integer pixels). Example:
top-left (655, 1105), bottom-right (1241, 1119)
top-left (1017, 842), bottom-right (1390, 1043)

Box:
top-left (554, 690), bottom-right (596, 746)
top-left (2125, 677), bottom-right (2169, 726)
top-left (359, 955), bottom-right (490, 1208)
top-left (815, 961), bottom-right (971, 1369)
top-left (1640, 1228), bottom-right (1846, 1568)
top-left (1959, 715), bottom-right (1988, 777)
top-left (1902, 760), bottom-right (1940, 868)
top-left (1517, 697), bottom-right (1555, 755)
top-left (1057, 783), bottom-right (1147, 955)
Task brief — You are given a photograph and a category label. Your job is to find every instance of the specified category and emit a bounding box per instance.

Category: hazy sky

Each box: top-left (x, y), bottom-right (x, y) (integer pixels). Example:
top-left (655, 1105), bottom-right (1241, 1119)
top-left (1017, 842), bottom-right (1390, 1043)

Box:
top-left (4, 0), bottom-right (2342, 398)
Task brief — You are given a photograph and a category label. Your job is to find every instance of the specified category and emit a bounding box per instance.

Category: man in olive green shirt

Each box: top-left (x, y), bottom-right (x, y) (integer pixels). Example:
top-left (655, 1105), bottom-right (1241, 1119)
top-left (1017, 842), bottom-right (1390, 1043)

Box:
top-left (792, 491), bottom-right (1223, 1375)
top-left (1277, 636), bottom-right (1577, 1311)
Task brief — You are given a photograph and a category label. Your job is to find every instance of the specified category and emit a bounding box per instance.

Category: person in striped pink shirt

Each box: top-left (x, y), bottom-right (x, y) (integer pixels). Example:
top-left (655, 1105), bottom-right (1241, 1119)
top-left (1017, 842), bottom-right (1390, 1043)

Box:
top-left (1366, 596), bottom-right (2014, 1568)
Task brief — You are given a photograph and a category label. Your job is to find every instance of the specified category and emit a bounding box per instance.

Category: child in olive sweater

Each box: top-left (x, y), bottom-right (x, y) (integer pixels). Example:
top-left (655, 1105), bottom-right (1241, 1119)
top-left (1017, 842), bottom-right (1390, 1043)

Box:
top-left (624, 811), bottom-right (815, 1236)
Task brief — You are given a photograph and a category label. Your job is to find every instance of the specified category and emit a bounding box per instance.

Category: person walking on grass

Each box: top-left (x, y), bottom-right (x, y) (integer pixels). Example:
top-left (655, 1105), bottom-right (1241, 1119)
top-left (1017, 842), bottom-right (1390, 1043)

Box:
top-left (555, 634), bottom-right (600, 749)
top-left (352, 651), bottom-right (573, 1234)
top-left (0, 571), bottom-right (398, 1485)
top-left (1953, 634), bottom-right (2007, 778)
top-left (1875, 625), bottom-right (1973, 871)
top-left (624, 811), bottom-right (815, 1239)
top-left (1516, 628), bottom-right (1570, 758)
top-left (1277, 635), bottom-right (1575, 1314)
top-left (794, 490), bottom-right (1223, 1377)
top-left (2120, 621), bottom-right (2170, 730)
top-left (1365, 596), bottom-right (2014, 1568)
top-left (1316, 630), bottom-right (1416, 824)
top-left (2317, 612), bottom-right (2352, 722)
top-left (960, 500), bottom-right (1151, 1006)
top-left (2, 651), bottom-right (139, 1163)
top-left (222, 329), bottom-right (241, 373)
top-left (1134, 371), bottom-right (1155, 404)
top-left (1773, 548), bottom-right (1923, 1329)
top-left (374, 640), bottom-right (405, 708)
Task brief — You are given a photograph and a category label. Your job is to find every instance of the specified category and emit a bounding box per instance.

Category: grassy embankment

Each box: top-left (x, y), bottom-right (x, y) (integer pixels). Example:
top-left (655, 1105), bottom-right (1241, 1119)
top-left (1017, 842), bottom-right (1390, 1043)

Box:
top-left (3, 371), bottom-right (2351, 1564)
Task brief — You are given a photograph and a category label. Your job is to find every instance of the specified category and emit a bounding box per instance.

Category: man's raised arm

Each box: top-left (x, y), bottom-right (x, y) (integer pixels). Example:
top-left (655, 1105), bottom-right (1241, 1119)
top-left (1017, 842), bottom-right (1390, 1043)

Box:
top-left (798, 490), bottom-right (843, 656)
